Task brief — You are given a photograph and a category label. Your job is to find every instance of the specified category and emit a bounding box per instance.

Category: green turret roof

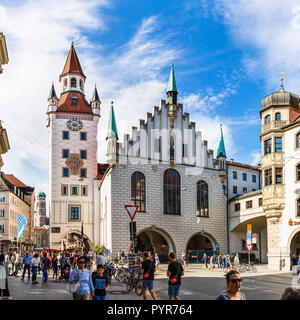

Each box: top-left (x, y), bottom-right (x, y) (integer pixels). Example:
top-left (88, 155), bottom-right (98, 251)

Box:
top-left (107, 101), bottom-right (118, 140)
top-left (167, 64), bottom-right (178, 93)
top-left (92, 85), bottom-right (100, 102)
top-left (38, 191), bottom-right (46, 198)
top-left (217, 125), bottom-right (226, 158)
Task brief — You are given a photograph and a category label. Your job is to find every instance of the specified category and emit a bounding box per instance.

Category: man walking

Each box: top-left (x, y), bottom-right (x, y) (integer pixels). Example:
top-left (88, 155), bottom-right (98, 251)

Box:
top-left (167, 252), bottom-right (184, 300)
top-left (41, 252), bottom-right (51, 283)
top-left (141, 252), bottom-right (157, 300)
top-left (96, 252), bottom-right (106, 267)
top-left (21, 252), bottom-right (31, 281)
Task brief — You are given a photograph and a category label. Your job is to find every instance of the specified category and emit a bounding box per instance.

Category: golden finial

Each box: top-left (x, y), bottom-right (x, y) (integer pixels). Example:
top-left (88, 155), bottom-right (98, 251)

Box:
top-left (71, 41), bottom-right (74, 46)
top-left (280, 71), bottom-right (285, 87)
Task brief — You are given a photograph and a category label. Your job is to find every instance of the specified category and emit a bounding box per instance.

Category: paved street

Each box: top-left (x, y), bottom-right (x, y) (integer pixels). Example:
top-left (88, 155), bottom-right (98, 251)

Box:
top-left (5, 264), bottom-right (297, 300)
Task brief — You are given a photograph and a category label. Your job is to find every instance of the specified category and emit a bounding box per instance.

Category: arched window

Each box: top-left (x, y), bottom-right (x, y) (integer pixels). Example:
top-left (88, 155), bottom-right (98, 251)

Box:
top-left (297, 198), bottom-right (300, 217)
top-left (265, 115), bottom-right (271, 124)
top-left (275, 112), bottom-right (281, 121)
top-left (80, 79), bottom-right (84, 91)
top-left (131, 172), bottom-right (146, 212)
top-left (63, 78), bottom-right (68, 90)
top-left (71, 78), bottom-right (77, 88)
top-left (296, 133), bottom-right (300, 149)
top-left (197, 180), bottom-right (209, 217)
top-left (296, 164), bottom-right (300, 181)
top-left (163, 169), bottom-right (181, 215)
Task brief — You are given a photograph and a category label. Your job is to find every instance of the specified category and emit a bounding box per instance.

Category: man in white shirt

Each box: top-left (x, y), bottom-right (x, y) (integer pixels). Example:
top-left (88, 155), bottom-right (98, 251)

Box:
top-left (96, 252), bottom-right (107, 266)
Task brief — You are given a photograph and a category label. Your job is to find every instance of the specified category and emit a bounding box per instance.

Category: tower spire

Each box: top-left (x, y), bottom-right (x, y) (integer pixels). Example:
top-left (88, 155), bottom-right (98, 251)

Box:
top-left (48, 82), bottom-right (57, 100)
top-left (92, 85), bottom-right (100, 102)
top-left (167, 64), bottom-right (178, 129)
top-left (217, 124), bottom-right (226, 158)
top-left (106, 101), bottom-right (118, 140)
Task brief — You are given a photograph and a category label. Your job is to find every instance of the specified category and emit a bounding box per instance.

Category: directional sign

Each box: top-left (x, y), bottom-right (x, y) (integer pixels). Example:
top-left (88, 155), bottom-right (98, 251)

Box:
top-left (252, 233), bottom-right (257, 244)
top-left (125, 205), bottom-right (139, 221)
top-left (104, 249), bottom-right (110, 255)
top-left (245, 244), bottom-right (253, 252)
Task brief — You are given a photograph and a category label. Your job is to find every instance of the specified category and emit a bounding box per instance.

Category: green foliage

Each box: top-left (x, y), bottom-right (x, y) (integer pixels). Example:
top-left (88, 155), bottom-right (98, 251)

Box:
top-left (94, 245), bottom-right (106, 254)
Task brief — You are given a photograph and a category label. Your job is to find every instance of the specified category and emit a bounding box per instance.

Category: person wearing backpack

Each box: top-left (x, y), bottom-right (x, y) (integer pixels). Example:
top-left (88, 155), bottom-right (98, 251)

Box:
top-left (141, 251), bottom-right (157, 300)
top-left (167, 252), bottom-right (184, 300)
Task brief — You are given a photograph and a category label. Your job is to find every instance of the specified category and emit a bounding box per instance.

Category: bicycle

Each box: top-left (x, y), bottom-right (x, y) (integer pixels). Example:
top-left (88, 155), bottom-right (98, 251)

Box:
top-left (239, 264), bottom-right (257, 273)
top-left (125, 272), bottom-right (143, 296)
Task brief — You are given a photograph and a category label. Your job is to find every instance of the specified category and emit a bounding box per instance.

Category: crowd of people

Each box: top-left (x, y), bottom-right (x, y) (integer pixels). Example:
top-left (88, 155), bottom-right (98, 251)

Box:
top-left (0, 249), bottom-right (300, 300)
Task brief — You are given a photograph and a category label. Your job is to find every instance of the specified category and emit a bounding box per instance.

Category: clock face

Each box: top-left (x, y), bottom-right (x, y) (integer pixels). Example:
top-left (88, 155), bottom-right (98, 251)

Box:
top-left (67, 120), bottom-right (83, 131)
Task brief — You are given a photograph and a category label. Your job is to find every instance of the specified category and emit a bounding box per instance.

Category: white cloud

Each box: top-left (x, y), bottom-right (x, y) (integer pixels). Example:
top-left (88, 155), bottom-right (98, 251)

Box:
top-left (215, 0), bottom-right (300, 92)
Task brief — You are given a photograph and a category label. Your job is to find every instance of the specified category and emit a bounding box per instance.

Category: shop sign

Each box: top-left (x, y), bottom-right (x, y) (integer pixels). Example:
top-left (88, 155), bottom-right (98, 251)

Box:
top-left (288, 219), bottom-right (300, 226)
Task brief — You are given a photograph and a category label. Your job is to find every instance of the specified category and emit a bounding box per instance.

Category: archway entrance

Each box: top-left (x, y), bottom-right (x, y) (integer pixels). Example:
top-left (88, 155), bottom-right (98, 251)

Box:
top-left (186, 233), bottom-right (216, 263)
top-left (136, 228), bottom-right (175, 262)
top-left (290, 231), bottom-right (300, 257)
top-left (62, 232), bottom-right (91, 253)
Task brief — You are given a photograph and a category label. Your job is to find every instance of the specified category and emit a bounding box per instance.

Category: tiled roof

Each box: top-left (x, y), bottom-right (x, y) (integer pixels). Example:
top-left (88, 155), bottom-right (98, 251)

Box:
top-left (4, 174), bottom-right (27, 187)
top-left (57, 91), bottom-right (93, 114)
top-left (226, 160), bottom-right (261, 170)
top-left (60, 44), bottom-right (86, 80)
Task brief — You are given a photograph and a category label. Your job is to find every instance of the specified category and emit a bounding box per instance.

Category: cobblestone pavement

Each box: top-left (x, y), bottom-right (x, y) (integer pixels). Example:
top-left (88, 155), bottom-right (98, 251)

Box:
top-left (4, 264), bottom-right (296, 300)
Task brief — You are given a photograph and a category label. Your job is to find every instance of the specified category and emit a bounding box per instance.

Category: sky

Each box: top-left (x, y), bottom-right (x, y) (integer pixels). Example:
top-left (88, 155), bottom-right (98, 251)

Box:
top-left (1, 0), bottom-right (300, 213)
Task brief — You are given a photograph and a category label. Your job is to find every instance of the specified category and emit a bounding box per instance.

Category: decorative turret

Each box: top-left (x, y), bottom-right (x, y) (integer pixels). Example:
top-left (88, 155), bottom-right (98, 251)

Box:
top-left (47, 82), bottom-right (58, 112)
top-left (217, 124), bottom-right (227, 184)
top-left (167, 64), bottom-right (178, 128)
top-left (91, 85), bottom-right (101, 117)
top-left (106, 101), bottom-right (118, 167)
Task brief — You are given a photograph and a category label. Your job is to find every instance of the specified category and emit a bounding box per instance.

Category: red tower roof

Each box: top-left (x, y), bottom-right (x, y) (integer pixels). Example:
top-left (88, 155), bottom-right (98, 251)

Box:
top-left (59, 44), bottom-right (86, 81)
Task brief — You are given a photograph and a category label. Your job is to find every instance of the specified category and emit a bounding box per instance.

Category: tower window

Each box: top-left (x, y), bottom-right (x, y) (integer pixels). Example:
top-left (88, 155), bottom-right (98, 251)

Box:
top-left (69, 206), bottom-right (80, 221)
top-left (70, 94), bottom-right (78, 106)
top-left (265, 169), bottom-right (272, 186)
top-left (71, 186), bottom-right (78, 195)
top-left (61, 185), bottom-right (68, 196)
top-left (63, 78), bottom-right (68, 91)
top-left (80, 150), bottom-right (87, 159)
top-left (80, 79), bottom-right (84, 91)
top-left (296, 133), bottom-right (300, 149)
top-left (63, 168), bottom-right (69, 177)
top-left (264, 139), bottom-right (272, 155)
top-left (275, 168), bottom-right (282, 184)
top-left (275, 113), bottom-right (281, 121)
top-left (71, 78), bottom-right (77, 88)
top-left (131, 172), bottom-right (146, 212)
top-left (265, 115), bottom-right (271, 124)
top-left (62, 149), bottom-right (69, 158)
top-left (297, 198), bottom-right (300, 217)
top-left (81, 186), bottom-right (88, 196)
top-left (252, 175), bottom-right (256, 183)
top-left (233, 186), bottom-right (237, 194)
top-left (80, 168), bottom-right (87, 178)
top-left (243, 187), bottom-right (247, 194)
top-left (163, 169), bottom-right (181, 215)
top-left (246, 200), bottom-right (252, 209)
top-left (275, 137), bottom-right (282, 153)
top-left (80, 132), bottom-right (87, 141)
top-left (234, 203), bottom-right (240, 211)
top-left (197, 180), bottom-right (209, 217)
top-left (63, 131), bottom-right (69, 140)
top-left (296, 164), bottom-right (300, 181)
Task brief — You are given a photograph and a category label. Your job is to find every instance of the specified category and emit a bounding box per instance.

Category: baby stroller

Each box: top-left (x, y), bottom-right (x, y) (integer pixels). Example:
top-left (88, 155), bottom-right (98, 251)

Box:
top-left (60, 263), bottom-right (70, 281)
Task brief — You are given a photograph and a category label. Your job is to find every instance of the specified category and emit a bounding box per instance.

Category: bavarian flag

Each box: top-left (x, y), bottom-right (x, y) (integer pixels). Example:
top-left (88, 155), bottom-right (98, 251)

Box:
top-left (17, 214), bottom-right (28, 239)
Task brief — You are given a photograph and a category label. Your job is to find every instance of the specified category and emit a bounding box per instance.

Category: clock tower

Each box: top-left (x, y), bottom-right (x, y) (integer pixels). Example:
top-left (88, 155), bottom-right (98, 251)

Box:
top-left (47, 43), bottom-right (101, 250)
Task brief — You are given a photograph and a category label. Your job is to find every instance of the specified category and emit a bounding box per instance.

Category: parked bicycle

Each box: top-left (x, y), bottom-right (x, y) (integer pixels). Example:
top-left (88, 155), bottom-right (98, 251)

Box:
top-left (239, 264), bottom-right (257, 273)
top-left (125, 271), bottom-right (143, 296)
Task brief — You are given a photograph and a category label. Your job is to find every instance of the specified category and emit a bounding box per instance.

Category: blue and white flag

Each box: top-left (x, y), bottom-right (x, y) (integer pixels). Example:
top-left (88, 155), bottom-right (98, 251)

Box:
top-left (17, 214), bottom-right (28, 239)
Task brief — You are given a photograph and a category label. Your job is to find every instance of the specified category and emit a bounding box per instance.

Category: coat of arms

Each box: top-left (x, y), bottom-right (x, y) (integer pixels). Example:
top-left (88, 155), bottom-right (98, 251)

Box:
top-left (65, 153), bottom-right (84, 174)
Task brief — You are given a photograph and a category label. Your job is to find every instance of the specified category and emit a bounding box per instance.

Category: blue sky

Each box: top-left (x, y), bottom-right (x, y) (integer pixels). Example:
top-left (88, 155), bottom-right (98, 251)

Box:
top-left (1, 0), bottom-right (300, 208)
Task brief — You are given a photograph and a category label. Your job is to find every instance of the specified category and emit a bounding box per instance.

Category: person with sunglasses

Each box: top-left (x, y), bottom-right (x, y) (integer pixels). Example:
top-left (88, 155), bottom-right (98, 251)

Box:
top-left (69, 256), bottom-right (94, 300)
top-left (216, 270), bottom-right (246, 300)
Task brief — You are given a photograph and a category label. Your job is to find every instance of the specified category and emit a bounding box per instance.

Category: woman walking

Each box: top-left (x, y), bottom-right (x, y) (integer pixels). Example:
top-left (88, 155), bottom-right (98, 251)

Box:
top-left (154, 253), bottom-right (160, 272)
top-left (31, 253), bottom-right (39, 284)
top-left (69, 256), bottom-right (94, 300)
top-left (0, 253), bottom-right (12, 299)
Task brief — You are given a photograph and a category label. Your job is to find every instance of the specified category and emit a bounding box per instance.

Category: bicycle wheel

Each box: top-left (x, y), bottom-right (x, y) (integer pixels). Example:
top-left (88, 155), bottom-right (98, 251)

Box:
top-left (126, 279), bottom-right (134, 293)
top-left (136, 279), bottom-right (143, 296)
top-left (239, 265), bottom-right (247, 273)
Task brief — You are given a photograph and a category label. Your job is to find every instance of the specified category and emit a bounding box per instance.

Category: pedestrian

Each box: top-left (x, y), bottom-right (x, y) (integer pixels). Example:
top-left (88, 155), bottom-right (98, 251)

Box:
top-left (167, 252), bottom-right (184, 300)
top-left (209, 256), bottom-right (215, 271)
top-left (92, 264), bottom-right (110, 300)
top-left (0, 253), bottom-right (12, 299)
top-left (154, 253), bottom-right (160, 272)
top-left (281, 287), bottom-right (300, 300)
top-left (203, 253), bottom-right (208, 268)
top-left (217, 254), bottom-right (222, 269)
top-left (21, 252), bottom-right (31, 281)
top-left (233, 254), bottom-right (240, 270)
top-left (52, 254), bottom-right (58, 280)
top-left (69, 256), bottom-right (94, 300)
top-left (41, 252), bottom-right (51, 283)
top-left (141, 251), bottom-right (157, 300)
top-left (291, 255), bottom-right (298, 275)
top-left (96, 252), bottom-right (107, 266)
top-left (216, 270), bottom-right (246, 300)
top-left (180, 252), bottom-right (186, 270)
top-left (298, 255), bottom-right (300, 275)
top-left (31, 253), bottom-right (39, 284)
